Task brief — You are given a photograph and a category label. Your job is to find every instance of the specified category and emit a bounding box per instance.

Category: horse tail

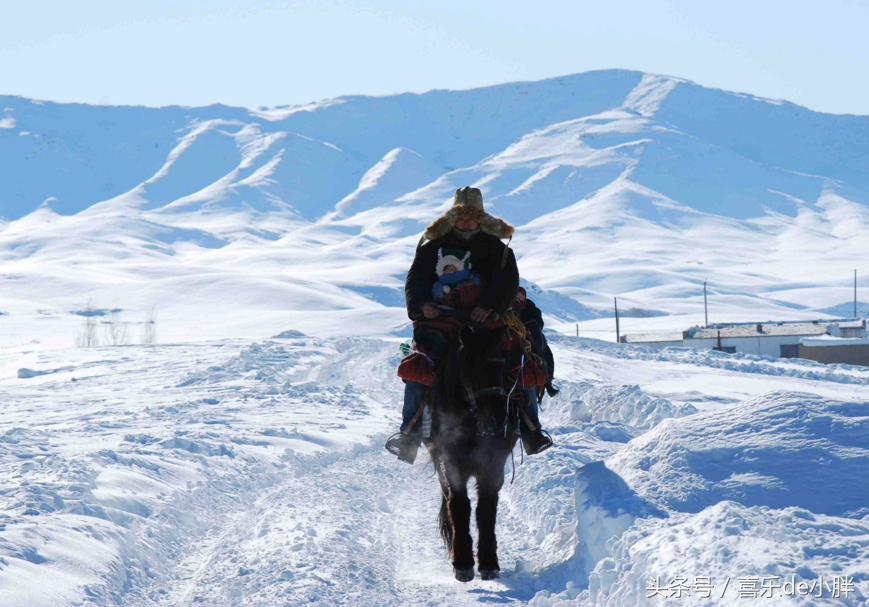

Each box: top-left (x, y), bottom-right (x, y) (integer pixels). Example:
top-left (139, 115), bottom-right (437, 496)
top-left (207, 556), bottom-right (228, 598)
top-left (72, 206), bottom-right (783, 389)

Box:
top-left (438, 492), bottom-right (453, 550)
top-left (433, 453), bottom-right (453, 550)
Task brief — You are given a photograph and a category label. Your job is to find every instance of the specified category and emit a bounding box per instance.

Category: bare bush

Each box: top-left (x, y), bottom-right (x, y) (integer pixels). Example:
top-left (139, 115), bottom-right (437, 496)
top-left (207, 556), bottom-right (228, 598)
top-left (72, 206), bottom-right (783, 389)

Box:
top-left (74, 300), bottom-right (100, 348)
top-left (103, 310), bottom-right (132, 346)
top-left (141, 307), bottom-right (158, 345)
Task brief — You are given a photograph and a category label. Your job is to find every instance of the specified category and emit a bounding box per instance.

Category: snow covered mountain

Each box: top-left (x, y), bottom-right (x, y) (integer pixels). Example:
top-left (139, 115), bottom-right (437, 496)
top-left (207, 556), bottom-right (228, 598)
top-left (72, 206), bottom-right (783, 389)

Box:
top-left (2, 69), bottom-right (869, 347)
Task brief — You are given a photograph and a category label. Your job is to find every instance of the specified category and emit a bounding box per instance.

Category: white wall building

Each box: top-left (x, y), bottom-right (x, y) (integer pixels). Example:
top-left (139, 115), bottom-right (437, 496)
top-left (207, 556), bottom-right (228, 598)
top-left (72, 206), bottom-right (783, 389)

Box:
top-left (622, 319), bottom-right (867, 359)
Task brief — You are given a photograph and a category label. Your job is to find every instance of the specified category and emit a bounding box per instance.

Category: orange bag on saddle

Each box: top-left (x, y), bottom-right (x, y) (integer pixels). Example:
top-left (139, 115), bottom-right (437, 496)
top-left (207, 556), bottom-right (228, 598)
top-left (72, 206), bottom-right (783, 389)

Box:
top-left (397, 352), bottom-right (435, 386)
top-left (512, 357), bottom-right (547, 387)
top-left (500, 328), bottom-right (547, 387)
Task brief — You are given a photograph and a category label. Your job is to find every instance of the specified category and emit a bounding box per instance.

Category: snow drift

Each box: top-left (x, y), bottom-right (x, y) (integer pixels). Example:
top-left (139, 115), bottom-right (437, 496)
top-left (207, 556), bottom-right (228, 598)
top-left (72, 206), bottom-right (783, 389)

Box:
top-left (608, 391), bottom-right (869, 517)
top-left (530, 388), bottom-right (869, 606)
top-left (582, 501), bottom-right (869, 606)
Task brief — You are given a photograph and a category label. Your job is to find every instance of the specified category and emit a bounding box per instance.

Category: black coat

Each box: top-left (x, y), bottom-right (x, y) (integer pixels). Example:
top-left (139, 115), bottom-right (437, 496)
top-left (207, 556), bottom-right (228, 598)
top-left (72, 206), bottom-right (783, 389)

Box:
top-left (405, 231), bottom-right (519, 321)
top-left (519, 300), bottom-right (544, 330)
top-left (521, 299), bottom-right (555, 382)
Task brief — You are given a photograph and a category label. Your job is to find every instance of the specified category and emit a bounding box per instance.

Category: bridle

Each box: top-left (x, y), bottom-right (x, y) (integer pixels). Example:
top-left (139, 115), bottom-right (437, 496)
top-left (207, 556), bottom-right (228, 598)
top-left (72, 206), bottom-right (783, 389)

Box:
top-left (460, 349), bottom-right (520, 437)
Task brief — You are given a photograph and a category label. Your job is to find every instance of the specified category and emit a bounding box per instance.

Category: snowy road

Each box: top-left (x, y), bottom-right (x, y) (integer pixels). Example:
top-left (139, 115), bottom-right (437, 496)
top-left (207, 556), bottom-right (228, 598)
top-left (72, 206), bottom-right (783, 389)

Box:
top-left (0, 337), bottom-right (561, 606)
top-left (131, 440), bottom-right (544, 606)
top-left (1, 336), bottom-right (868, 605)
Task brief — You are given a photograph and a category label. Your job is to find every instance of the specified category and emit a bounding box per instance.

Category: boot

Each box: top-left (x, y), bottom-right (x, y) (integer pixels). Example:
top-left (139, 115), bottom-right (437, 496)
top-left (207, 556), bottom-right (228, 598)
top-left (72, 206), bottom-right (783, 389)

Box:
top-left (544, 381), bottom-right (560, 398)
top-left (521, 430), bottom-right (553, 455)
top-left (385, 433), bottom-right (419, 464)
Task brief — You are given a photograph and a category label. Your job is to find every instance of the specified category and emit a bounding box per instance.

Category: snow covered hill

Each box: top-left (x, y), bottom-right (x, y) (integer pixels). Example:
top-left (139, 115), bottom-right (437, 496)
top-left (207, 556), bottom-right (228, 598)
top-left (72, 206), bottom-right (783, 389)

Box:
top-left (2, 70), bottom-right (869, 349)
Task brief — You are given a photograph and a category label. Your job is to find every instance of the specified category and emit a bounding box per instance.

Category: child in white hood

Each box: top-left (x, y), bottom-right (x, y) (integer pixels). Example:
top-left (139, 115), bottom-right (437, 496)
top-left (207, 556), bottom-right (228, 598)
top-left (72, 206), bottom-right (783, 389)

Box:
top-left (431, 249), bottom-right (482, 304)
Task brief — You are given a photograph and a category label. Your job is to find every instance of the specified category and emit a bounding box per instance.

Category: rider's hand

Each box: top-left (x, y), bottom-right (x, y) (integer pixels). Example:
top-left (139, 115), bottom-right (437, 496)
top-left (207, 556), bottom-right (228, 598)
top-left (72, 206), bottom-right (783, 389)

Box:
top-left (471, 307), bottom-right (493, 323)
top-left (422, 302), bottom-right (441, 319)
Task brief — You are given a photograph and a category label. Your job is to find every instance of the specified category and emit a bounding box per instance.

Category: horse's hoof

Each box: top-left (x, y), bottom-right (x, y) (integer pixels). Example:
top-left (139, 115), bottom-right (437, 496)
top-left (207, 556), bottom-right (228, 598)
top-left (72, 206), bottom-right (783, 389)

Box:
top-left (454, 567), bottom-right (475, 582)
top-left (480, 568), bottom-right (500, 580)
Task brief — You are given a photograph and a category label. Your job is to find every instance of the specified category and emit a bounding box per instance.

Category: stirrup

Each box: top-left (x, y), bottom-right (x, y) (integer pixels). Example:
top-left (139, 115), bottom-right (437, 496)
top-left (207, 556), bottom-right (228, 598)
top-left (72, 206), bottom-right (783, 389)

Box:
top-left (385, 432), bottom-right (418, 464)
top-left (385, 432), bottom-right (408, 456)
top-left (522, 429), bottom-right (553, 456)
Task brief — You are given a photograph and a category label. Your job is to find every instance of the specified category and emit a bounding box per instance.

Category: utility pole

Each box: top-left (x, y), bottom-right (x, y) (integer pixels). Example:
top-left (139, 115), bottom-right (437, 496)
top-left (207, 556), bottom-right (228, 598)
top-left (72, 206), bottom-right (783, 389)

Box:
top-left (855, 270), bottom-right (858, 318)
top-left (576, 323), bottom-right (578, 337)
top-left (704, 281), bottom-right (708, 328)
top-left (614, 297), bottom-right (621, 344)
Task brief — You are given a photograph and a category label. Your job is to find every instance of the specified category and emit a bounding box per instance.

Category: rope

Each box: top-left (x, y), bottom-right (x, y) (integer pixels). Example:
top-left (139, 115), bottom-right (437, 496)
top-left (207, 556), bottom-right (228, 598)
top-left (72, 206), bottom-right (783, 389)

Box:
top-left (504, 353), bottom-right (522, 437)
top-left (502, 309), bottom-right (526, 341)
top-left (402, 388), bottom-right (431, 436)
top-left (517, 350), bottom-right (538, 433)
top-left (503, 309), bottom-right (548, 375)
top-left (518, 393), bottom-right (537, 432)
top-left (499, 236), bottom-right (513, 270)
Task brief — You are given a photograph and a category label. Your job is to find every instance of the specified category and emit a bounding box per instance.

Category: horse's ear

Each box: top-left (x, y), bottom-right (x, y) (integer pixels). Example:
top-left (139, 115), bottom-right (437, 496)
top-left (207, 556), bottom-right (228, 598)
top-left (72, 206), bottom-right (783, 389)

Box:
top-left (459, 324), bottom-right (475, 347)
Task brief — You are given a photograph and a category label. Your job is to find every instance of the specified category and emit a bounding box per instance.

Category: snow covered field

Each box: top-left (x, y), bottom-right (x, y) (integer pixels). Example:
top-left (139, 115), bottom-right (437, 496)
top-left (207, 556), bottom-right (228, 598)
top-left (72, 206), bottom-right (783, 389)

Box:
top-left (1, 335), bottom-right (866, 606)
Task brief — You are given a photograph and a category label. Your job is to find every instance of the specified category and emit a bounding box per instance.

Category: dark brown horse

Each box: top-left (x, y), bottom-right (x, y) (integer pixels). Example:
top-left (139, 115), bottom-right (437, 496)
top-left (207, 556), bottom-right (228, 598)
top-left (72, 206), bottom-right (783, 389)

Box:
top-left (425, 323), bottom-right (520, 582)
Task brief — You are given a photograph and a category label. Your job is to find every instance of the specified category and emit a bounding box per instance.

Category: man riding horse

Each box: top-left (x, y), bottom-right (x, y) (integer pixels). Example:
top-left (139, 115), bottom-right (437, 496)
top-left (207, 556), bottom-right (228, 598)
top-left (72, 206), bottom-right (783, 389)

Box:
top-left (386, 186), bottom-right (553, 463)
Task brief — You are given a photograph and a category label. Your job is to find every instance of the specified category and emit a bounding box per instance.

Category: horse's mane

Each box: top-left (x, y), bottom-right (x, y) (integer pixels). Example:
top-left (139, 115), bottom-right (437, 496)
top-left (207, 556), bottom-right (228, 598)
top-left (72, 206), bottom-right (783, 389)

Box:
top-left (431, 339), bottom-right (471, 429)
top-left (431, 325), bottom-right (512, 442)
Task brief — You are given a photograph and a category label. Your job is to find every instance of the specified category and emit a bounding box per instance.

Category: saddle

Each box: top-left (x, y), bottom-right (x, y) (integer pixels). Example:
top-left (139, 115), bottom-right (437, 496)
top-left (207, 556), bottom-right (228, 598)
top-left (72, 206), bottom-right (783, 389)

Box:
top-left (396, 310), bottom-right (546, 388)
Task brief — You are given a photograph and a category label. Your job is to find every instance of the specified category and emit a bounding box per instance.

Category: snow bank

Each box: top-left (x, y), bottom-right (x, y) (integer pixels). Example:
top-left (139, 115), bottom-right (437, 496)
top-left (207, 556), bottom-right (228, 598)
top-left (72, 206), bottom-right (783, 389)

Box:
top-left (17, 368), bottom-right (51, 378)
top-left (500, 434), bottom-right (599, 577)
top-left (500, 381), bottom-right (677, 593)
top-left (549, 381), bottom-right (697, 430)
top-left (498, 400), bottom-right (638, 584)
top-left (573, 462), bottom-right (667, 575)
top-left (581, 501), bottom-right (869, 606)
top-left (608, 391), bottom-right (869, 517)
top-left (531, 389), bottom-right (869, 606)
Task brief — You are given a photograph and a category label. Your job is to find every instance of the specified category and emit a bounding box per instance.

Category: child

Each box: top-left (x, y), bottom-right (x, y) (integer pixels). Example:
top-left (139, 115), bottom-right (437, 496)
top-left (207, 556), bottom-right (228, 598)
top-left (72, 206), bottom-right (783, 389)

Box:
top-left (431, 249), bottom-right (483, 308)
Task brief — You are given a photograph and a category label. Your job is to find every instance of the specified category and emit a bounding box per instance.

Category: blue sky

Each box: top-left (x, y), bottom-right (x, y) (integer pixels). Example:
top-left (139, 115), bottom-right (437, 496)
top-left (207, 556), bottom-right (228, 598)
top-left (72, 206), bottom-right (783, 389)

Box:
top-left (3, 0), bottom-right (868, 114)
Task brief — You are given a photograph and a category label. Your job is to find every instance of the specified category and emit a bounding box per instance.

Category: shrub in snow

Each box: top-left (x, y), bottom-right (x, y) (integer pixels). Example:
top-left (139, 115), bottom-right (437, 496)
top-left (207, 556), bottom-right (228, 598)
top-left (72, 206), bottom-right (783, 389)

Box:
top-left (140, 307), bottom-right (158, 344)
top-left (73, 300), bottom-right (100, 347)
top-left (104, 310), bottom-right (131, 346)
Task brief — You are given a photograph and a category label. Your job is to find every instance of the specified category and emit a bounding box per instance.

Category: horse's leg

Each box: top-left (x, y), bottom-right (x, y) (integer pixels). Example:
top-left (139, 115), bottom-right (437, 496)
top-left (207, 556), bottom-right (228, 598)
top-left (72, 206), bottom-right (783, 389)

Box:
top-left (476, 464), bottom-right (505, 579)
top-left (445, 464), bottom-right (475, 581)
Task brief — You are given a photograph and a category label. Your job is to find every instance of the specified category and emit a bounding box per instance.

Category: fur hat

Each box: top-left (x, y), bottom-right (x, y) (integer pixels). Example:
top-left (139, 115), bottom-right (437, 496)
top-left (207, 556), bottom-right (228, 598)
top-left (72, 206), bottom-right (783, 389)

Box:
top-left (423, 186), bottom-right (514, 241)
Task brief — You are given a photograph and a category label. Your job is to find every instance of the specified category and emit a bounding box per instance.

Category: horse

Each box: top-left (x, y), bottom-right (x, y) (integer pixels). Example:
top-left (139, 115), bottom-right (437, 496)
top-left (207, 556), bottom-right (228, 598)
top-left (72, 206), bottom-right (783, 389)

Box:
top-left (425, 322), bottom-right (520, 582)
